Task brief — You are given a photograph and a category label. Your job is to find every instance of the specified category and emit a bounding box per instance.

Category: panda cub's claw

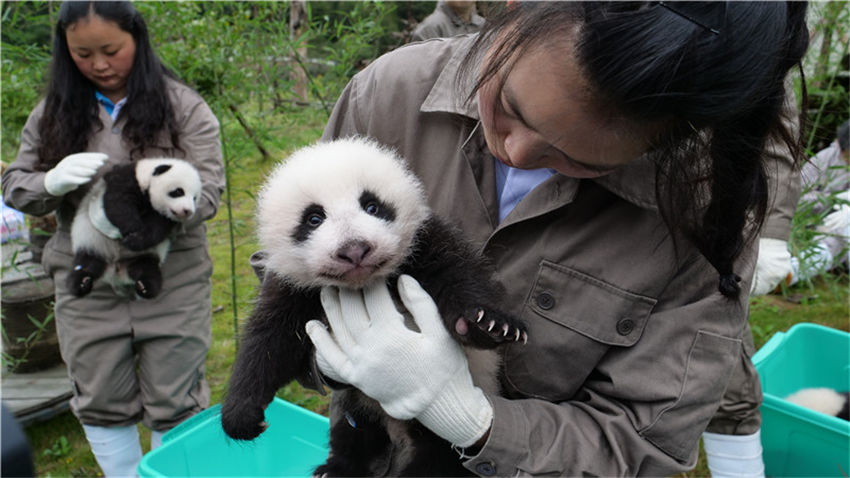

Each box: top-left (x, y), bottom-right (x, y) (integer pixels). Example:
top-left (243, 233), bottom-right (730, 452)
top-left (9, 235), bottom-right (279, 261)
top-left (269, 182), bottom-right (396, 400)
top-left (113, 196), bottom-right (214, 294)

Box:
top-left (134, 279), bottom-right (161, 299)
top-left (135, 280), bottom-right (148, 297)
top-left (458, 308), bottom-right (527, 348)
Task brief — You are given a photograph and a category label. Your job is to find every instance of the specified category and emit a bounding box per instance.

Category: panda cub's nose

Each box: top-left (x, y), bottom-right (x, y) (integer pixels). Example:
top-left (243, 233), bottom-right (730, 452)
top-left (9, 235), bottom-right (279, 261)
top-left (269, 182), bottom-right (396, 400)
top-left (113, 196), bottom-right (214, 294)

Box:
top-left (172, 208), bottom-right (194, 220)
top-left (337, 241), bottom-right (372, 265)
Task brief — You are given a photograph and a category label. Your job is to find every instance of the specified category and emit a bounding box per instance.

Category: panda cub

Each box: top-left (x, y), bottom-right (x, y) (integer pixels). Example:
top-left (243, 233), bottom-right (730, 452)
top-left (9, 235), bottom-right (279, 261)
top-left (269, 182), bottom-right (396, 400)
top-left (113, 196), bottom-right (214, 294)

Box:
top-left (221, 137), bottom-right (527, 477)
top-left (786, 388), bottom-right (849, 421)
top-left (68, 158), bottom-right (201, 299)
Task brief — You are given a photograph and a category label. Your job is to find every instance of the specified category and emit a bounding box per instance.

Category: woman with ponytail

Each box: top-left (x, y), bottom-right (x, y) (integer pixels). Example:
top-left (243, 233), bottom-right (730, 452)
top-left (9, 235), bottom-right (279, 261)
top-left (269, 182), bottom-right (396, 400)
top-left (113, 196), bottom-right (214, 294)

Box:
top-left (2, 2), bottom-right (224, 476)
top-left (261, 2), bottom-right (811, 475)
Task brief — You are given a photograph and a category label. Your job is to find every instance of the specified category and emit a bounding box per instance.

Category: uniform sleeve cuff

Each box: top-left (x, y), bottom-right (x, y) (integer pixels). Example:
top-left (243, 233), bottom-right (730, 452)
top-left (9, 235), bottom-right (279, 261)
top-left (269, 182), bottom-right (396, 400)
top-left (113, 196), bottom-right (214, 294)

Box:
top-left (461, 396), bottom-right (530, 476)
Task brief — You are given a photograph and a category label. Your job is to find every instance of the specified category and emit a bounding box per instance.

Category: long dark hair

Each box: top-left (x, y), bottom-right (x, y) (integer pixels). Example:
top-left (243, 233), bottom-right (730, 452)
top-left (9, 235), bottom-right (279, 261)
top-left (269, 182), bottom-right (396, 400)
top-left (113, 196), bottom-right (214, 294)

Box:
top-left (461, 1), bottom-right (809, 298)
top-left (37, 1), bottom-right (180, 170)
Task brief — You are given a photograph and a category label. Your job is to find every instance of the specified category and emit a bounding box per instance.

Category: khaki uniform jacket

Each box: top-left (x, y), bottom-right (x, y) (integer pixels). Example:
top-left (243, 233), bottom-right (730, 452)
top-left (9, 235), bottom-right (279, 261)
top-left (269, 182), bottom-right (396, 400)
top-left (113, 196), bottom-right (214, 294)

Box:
top-left (2, 77), bottom-right (225, 430)
top-left (411, 1), bottom-right (486, 42)
top-left (321, 35), bottom-right (788, 476)
top-left (800, 140), bottom-right (849, 215)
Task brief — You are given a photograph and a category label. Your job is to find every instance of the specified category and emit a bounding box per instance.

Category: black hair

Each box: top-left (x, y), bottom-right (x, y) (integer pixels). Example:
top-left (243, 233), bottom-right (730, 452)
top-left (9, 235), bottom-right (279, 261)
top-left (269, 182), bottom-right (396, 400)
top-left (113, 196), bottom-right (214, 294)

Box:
top-left (838, 120), bottom-right (849, 153)
top-left (460, 1), bottom-right (810, 298)
top-left (36, 1), bottom-right (180, 170)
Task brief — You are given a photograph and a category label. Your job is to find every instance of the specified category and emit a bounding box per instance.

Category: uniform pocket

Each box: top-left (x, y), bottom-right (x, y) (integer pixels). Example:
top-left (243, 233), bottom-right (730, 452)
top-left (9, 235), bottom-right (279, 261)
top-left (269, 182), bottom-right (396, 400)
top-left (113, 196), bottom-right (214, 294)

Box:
top-left (503, 260), bottom-right (657, 401)
top-left (640, 331), bottom-right (741, 462)
top-left (528, 261), bottom-right (657, 345)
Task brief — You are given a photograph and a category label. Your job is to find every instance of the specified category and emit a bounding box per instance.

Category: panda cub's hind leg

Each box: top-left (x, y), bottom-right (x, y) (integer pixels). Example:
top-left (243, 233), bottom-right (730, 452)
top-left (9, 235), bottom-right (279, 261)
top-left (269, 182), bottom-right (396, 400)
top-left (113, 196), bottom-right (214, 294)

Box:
top-left (67, 251), bottom-right (108, 297)
top-left (127, 254), bottom-right (163, 299)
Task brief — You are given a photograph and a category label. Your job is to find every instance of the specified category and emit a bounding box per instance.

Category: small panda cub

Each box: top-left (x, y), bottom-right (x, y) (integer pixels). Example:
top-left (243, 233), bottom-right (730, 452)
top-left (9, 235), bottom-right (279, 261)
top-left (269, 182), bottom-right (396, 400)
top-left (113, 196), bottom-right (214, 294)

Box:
top-left (222, 137), bottom-right (527, 477)
top-left (786, 387), bottom-right (850, 421)
top-left (68, 158), bottom-right (201, 299)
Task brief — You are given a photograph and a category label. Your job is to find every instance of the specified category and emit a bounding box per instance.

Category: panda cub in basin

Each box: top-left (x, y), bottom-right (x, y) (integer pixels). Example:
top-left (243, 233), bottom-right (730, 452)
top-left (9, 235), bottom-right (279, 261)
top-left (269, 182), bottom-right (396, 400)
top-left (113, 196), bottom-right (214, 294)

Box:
top-left (221, 137), bottom-right (527, 477)
top-left (68, 158), bottom-right (201, 299)
top-left (786, 388), bottom-right (849, 420)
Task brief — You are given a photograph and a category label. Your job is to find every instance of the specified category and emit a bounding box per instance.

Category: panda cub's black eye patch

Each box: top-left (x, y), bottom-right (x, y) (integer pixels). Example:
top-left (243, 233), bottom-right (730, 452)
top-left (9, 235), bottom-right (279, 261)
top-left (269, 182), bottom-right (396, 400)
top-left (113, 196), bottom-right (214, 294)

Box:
top-left (293, 203), bottom-right (326, 243)
top-left (168, 188), bottom-right (185, 198)
top-left (360, 190), bottom-right (395, 222)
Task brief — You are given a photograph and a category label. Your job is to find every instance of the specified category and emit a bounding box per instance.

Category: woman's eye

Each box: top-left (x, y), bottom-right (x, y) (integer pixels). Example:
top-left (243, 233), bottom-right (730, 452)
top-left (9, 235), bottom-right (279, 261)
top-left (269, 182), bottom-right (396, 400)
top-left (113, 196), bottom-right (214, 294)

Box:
top-left (105, 50), bottom-right (118, 56)
top-left (498, 94), bottom-right (515, 118)
top-left (307, 214), bottom-right (324, 227)
top-left (364, 202), bottom-right (379, 215)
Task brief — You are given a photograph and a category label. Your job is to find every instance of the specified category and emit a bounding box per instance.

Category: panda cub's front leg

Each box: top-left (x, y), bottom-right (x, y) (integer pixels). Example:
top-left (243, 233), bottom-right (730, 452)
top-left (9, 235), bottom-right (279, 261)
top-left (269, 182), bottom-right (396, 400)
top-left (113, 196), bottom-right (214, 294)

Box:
top-left (121, 214), bottom-right (176, 252)
top-left (221, 279), bottom-right (321, 441)
top-left (406, 218), bottom-right (529, 350)
top-left (67, 250), bottom-right (108, 297)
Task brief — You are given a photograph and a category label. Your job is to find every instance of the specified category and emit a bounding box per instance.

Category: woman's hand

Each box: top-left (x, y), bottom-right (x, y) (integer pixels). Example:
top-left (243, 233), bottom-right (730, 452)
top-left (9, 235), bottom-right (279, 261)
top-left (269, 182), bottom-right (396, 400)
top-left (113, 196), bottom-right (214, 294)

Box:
top-left (43, 152), bottom-right (108, 196)
top-left (750, 238), bottom-right (792, 295)
top-left (306, 275), bottom-right (493, 447)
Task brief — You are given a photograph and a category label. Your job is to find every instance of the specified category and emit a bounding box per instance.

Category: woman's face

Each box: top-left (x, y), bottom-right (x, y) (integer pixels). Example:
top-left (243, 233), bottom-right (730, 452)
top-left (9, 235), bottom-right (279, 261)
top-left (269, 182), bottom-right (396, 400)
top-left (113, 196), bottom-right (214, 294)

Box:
top-left (477, 41), bottom-right (655, 179)
top-left (65, 15), bottom-right (136, 102)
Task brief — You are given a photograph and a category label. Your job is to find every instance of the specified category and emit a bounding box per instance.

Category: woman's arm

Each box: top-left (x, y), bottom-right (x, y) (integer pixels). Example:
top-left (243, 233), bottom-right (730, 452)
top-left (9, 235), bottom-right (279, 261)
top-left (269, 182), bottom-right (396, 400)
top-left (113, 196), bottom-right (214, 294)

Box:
top-left (2, 102), bottom-right (64, 216)
top-left (170, 85), bottom-right (225, 230)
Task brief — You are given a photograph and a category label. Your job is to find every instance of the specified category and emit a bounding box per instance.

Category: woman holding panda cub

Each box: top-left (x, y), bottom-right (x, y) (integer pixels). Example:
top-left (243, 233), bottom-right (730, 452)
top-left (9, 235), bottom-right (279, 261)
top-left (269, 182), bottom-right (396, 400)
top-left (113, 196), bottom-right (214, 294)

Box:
top-left (2, 1), bottom-right (224, 476)
top-left (305, 2), bottom-right (810, 476)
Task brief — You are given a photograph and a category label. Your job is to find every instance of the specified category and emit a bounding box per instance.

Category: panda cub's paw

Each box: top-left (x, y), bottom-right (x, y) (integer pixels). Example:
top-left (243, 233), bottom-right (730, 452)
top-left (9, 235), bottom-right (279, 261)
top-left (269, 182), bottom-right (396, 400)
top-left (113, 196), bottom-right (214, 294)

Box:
top-left (127, 256), bottom-right (163, 299)
top-left (313, 459), bottom-right (357, 478)
top-left (221, 403), bottom-right (268, 441)
top-left (456, 308), bottom-right (528, 348)
top-left (66, 269), bottom-right (95, 297)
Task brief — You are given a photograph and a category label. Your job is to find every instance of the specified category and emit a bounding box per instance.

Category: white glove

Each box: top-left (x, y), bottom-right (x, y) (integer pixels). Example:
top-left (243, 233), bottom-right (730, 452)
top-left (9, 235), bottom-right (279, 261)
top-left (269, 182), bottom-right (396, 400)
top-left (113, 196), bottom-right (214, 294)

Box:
top-left (306, 275), bottom-right (493, 447)
top-left (750, 238), bottom-right (792, 296)
top-left (817, 191), bottom-right (850, 237)
top-left (43, 152), bottom-right (108, 196)
top-left (820, 204), bottom-right (850, 236)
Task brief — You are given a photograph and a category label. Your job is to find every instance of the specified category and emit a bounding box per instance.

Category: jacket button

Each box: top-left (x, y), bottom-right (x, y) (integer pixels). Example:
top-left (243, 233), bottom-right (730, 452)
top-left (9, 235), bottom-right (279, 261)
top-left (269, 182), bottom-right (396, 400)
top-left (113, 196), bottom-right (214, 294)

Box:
top-left (536, 292), bottom-right (555, 310)
top-left (617, 318), bottom-right (635, 336)
top-left (476, 462), bottom-right (497, 476)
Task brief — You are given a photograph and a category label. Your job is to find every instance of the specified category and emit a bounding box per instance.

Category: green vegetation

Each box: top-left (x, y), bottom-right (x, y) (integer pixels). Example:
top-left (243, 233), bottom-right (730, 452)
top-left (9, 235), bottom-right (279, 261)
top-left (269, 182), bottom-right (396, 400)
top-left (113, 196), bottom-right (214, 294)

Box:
top-left (1, 2), bottom-right (847, 477)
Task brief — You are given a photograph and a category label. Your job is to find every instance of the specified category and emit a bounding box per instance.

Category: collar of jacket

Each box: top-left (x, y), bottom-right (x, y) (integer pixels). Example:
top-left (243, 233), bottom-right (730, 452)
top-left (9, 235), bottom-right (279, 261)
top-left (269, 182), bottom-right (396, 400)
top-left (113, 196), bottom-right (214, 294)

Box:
top-left (437, 1), bottom-right (486, 29)
top-left (419, 35), bottom-right (660, 213)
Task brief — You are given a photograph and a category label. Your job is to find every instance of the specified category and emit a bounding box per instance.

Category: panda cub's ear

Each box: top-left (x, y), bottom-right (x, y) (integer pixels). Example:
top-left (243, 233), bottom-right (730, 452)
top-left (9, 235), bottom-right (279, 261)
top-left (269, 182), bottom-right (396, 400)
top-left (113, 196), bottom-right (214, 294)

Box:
top-left (153, 164), bottom-right (172, 176)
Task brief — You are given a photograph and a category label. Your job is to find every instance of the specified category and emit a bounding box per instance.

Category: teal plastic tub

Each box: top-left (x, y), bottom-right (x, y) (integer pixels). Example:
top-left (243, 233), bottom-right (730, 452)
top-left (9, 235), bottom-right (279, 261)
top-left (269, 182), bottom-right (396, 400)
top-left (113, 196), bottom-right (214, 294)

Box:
top-left (752, 323), bottom-right (850, 477)
top-left (138, 398), bottom-right (329, 477)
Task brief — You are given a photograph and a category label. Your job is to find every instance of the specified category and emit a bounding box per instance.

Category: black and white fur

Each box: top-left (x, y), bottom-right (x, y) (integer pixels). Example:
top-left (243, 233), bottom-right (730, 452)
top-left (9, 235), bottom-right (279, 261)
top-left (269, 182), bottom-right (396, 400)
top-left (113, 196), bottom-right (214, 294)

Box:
top-left (221, 137), bottom-right (527, 477)
top-left (785, 388), bottom-right (850, 421)
top-left (68, 158), bottom-right (201, 299)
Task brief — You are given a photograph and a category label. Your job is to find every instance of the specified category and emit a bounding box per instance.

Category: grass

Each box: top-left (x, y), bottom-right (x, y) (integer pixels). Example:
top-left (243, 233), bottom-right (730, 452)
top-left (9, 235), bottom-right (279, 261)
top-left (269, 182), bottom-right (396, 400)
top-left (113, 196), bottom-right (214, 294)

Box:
top-left (12, 105), bottom-right (850, 477)
top-left (750, 273), bottom-right (850, 349)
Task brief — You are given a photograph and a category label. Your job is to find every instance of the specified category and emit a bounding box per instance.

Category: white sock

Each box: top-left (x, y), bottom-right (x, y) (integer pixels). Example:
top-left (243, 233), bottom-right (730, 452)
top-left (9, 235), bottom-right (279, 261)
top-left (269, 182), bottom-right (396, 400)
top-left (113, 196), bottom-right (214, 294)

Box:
top-left (150, 430), bottom-right (165, 450)
top-left (82, 424), bottom-right (143, 478)
top-left (702, 430), bottom-right (765, 478)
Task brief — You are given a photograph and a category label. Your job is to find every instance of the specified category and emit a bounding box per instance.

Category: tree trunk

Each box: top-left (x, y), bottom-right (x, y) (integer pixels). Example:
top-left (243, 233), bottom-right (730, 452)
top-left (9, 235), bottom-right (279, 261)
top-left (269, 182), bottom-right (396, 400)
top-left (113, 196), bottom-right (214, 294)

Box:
top-left (290, 1), bottom-right (309, 105)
